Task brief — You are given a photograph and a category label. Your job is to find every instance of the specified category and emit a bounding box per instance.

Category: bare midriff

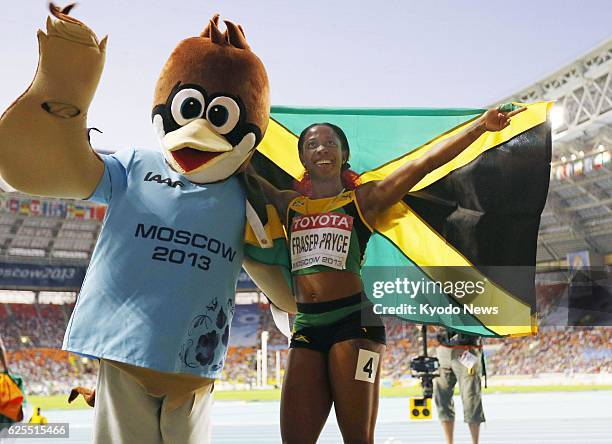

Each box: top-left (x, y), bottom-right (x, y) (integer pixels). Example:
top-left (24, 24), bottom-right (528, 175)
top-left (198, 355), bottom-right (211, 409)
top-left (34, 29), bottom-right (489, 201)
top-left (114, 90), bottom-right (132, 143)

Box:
top-left (294, 270), bottom-right (363, 303)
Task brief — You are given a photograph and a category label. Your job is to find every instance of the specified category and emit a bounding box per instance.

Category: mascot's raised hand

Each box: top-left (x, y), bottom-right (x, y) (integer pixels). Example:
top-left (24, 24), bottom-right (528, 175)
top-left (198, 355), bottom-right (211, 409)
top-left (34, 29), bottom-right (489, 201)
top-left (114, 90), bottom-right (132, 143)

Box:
top-left (0, 3), bottom-right (106, 198)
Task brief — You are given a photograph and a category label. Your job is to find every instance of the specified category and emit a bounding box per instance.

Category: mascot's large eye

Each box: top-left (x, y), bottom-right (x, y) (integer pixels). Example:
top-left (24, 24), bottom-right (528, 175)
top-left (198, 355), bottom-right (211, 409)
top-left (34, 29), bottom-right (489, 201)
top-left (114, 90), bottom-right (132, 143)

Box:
top-left (170, 89), bottom-right (206, 126)
top-left (207, 96), bottom-right (240, 134)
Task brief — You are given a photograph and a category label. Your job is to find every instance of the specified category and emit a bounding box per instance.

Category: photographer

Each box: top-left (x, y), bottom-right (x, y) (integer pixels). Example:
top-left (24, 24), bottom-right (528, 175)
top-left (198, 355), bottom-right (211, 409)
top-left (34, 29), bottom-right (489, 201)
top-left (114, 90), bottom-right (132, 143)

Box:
top-left (434, 328), bottom-right (485, 444)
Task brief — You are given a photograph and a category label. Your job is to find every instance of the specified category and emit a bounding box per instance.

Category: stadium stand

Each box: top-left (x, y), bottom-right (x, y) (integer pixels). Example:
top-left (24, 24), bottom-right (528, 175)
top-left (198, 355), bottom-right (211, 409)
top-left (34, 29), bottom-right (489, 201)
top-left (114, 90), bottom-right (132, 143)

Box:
top-left (1, 295), bottom-right (610, 395)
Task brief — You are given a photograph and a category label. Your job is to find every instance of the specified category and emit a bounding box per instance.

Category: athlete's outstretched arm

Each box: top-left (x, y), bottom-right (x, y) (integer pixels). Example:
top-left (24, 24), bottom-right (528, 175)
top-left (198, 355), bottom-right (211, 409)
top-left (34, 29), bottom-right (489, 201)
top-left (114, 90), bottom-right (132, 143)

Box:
top-left (0, 4), bottom-right (106, 198)
top-left (357, 106), bottom-right (526, 221)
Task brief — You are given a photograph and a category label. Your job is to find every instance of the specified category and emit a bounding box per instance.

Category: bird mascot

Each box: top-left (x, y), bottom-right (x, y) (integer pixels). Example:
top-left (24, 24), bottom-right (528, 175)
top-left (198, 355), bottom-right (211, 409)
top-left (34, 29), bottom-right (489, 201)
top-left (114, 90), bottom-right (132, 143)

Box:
top-left (0, 4), bottom-right (293, 443)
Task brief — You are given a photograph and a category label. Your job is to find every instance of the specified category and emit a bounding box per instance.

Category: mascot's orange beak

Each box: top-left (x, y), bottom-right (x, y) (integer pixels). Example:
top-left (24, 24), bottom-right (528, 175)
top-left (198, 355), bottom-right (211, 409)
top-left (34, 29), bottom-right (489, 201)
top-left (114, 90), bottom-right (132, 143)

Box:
top-left (151, 14), bottom-right (270, 184)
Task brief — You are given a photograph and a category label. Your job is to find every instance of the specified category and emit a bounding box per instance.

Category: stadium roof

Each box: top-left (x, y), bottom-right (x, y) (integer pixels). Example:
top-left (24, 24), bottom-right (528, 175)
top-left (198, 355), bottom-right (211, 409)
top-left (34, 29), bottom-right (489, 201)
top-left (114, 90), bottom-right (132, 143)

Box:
top-left (495, 39), bottom-right (612, 264)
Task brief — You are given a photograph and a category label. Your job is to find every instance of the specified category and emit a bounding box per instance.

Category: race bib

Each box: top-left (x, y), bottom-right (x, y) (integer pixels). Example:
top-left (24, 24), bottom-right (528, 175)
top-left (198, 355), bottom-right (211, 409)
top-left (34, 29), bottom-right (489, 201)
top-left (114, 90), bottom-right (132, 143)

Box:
top-left (290, 212), bottom-right (353, 271)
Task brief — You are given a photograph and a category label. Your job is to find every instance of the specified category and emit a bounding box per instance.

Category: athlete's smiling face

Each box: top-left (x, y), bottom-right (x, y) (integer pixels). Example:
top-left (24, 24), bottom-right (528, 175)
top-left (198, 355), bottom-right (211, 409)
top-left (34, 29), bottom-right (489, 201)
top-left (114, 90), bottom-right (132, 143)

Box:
top-left (299, 125), bottom-right (348, 181)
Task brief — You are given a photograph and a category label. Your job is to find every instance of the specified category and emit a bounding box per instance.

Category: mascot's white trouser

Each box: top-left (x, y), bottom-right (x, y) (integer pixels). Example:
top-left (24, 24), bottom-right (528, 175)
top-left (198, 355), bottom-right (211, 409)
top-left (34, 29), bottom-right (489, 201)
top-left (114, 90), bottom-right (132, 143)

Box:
top-left (93, 360), bottom-right (213, 444)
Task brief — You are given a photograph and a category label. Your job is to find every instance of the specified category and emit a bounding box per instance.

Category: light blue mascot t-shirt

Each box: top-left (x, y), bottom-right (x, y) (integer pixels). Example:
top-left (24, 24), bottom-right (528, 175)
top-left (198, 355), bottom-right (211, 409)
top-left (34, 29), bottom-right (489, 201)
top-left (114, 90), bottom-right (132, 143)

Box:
top-left (63, 148), bottom-right (245, 379)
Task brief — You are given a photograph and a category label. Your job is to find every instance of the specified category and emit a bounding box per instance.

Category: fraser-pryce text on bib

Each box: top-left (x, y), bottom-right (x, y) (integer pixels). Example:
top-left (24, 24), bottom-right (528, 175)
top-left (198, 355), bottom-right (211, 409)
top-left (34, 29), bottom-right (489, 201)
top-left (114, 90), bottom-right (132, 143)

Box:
top-left (290, 212), bottom-right (354, 271)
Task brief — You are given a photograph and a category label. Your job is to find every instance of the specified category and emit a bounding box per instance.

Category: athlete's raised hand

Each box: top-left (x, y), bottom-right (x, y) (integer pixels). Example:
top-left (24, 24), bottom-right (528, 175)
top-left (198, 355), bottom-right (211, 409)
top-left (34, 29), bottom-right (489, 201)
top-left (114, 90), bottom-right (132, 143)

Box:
top-left (482, 105), bottom-right (527, 132)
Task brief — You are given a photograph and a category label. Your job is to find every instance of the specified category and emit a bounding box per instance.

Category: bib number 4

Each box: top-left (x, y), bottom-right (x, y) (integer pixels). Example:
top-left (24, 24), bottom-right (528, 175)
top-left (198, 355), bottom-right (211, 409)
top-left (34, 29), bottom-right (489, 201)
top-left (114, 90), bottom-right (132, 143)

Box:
top-left (354, 349), bottom-right (380, 383)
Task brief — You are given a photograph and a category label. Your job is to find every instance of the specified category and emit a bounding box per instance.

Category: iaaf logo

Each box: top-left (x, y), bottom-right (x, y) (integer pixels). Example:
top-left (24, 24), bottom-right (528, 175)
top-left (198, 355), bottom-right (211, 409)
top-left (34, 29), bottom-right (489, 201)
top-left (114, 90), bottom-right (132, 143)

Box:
top-left (144, 171), bottom-right (185, 188)
top-left (292, 212), bottom-right (353, 232)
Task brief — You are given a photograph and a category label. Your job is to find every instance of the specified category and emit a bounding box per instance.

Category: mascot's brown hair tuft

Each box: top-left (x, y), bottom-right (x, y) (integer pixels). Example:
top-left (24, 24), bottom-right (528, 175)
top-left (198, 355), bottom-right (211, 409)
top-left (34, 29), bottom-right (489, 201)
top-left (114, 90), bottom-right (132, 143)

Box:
top-left (200, 14), bottom-right (249, 50)
top-left (154, 14), bottom-right (270, 138)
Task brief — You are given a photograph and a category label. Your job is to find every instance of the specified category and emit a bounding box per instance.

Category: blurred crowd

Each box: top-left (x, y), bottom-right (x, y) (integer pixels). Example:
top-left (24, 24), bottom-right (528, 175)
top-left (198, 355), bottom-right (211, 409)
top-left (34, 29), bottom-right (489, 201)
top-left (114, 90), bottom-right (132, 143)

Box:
top-left (484, 327), bottom-right (612, 375)
top-left (1, 296), bottom-right (610, 396)
top-left (7, 349), bottom-right (97, 397)
top-left (0, 303), bottom-right (69, 351)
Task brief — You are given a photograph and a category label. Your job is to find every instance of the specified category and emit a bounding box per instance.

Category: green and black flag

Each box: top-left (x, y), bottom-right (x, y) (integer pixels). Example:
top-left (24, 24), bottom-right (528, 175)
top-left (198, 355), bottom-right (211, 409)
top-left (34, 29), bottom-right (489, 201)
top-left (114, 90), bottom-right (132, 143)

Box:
top-left (247, 102), bottom-right (551, 337)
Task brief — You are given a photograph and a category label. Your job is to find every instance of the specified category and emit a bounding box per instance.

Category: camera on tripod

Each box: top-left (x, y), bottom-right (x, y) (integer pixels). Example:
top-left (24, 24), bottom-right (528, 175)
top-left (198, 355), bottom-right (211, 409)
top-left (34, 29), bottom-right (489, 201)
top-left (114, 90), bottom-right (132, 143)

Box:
top-left (410, 355), bottom-right (439, 377)
top-left (410, 355), bottom-right (439, 398)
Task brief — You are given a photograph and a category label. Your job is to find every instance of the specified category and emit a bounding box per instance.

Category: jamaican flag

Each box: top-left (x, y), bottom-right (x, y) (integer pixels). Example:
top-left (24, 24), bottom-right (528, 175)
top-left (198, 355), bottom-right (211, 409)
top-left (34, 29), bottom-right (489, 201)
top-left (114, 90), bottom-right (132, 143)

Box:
top-left (247, 102), bottom-right (551, 337)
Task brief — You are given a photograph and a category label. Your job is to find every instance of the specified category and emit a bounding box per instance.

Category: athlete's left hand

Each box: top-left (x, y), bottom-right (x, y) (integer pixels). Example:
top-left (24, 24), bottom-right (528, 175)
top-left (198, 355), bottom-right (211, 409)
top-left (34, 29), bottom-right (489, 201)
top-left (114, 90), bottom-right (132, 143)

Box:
top-left (482, 105), bottom-right (527, 132)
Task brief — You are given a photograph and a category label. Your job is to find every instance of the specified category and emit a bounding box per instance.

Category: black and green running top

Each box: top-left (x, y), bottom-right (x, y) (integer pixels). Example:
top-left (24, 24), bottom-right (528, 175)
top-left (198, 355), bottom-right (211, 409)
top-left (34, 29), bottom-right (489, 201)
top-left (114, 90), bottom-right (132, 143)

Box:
top-left (286, 190), bottom-right (372, 276)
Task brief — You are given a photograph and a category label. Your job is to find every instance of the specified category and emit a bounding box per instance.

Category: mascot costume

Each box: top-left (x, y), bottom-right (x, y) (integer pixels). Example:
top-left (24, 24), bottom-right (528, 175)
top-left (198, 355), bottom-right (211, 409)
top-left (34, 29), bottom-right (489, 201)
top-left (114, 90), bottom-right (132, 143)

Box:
top-left (0, 4), bottom-right (293, 443)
